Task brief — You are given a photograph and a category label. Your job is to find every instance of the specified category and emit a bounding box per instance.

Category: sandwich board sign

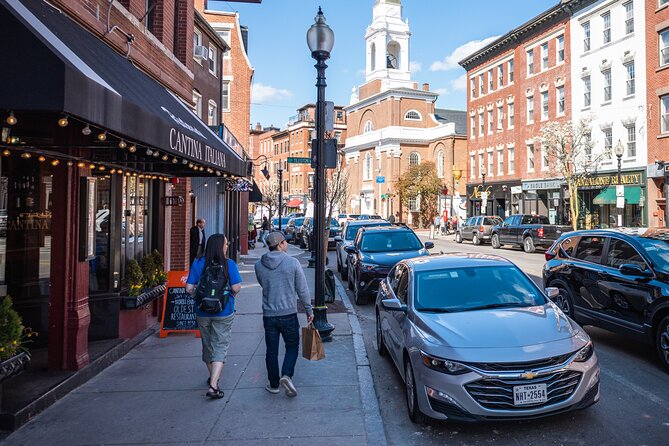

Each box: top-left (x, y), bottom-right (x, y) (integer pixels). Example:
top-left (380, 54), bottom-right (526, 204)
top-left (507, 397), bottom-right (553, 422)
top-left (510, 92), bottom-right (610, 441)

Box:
top-left (160, 270), bottom-right (200, 338)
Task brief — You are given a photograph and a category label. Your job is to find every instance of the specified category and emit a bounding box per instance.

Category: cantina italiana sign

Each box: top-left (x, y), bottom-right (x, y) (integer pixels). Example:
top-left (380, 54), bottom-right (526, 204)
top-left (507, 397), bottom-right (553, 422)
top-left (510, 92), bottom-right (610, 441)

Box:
top-left (574, 173), bottom-right (642, 188)
top-left (169, 128), bottom-right (227, 169)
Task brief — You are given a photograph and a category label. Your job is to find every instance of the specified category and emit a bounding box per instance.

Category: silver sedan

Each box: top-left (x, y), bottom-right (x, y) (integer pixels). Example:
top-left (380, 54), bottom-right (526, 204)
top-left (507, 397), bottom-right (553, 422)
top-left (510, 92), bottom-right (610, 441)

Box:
top-left (375, 254), bottom-right (600, 423)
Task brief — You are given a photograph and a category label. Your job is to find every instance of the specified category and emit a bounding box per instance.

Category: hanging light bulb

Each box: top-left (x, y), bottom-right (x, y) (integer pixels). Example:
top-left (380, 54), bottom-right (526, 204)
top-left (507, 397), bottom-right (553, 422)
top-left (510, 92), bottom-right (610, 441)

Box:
top-left (98, 165), bottom-right (106, 171)
top-left (129, 145), bottom-right (137, 153)
top-left (118, 140), bottom-right (127, 149)
top-left (146, 148), bottom-right (153, 156)
top-left (77, 162), bottom-right (86, 168)
top-left (172, 157), bottom-right (178, 164)
top-left (6, 111), bottom-right (17, 126)
top-left (51, 159), bottom-right (60, 166)
top-left (57, 115), bottom-right (69, 127)
top-left (67, 161), bottom-right (74, 166)
top-left (20, 152), bottom-right (31, 159)
top-left (199, 166), bottom-right (204, 171)
top-left (38, 155), bottom-right (46, 162)
top-left (188, 162), bottom-right (194, 168)
top-left (216, 170), bottom-right (221, 176)
top-left (97, 131), bottom-right (107, 141)
top-left (117, 169), bottom-right (123, 175)
top-left (82, 124), bottom-right (92, 136)
top-left (182, 159), bottom-right (188, 165)
top-left (110, 168), bottom-right (116, 174)
top-left (152, 151), bottom-right (160, 158)
top-left (161, 154), bottom-right (169, 161)
top-left (125, 172), bottom-right (131, 176)
top-left (2, 149), bottom-right (10, 156)
top-left (89, 163), bottom-right (96, 169)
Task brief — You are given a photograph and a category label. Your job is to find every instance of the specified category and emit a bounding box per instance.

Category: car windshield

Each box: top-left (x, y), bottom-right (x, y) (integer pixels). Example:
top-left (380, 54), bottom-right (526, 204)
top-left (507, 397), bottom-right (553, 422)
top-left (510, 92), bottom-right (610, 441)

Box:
top-left (360, 231), bottom-right (423, 252)
top-left (637, 236), bottom-right (669, 271)
top-left (294, 218), bottom-right (305, 226)
top-left (272, 218), bottom-right (290, 225)
top-left (345, 222), bottom-right (391, 240)
top-left (414, 266), bottom-right (546, 312)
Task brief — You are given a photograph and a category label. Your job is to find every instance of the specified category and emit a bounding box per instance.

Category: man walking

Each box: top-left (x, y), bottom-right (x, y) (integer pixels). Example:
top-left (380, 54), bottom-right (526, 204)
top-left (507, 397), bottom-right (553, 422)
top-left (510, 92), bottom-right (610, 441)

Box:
top-left (255, 231), bottom-right (314, 397)
top-left (189, 218), bottom-right (206, 266)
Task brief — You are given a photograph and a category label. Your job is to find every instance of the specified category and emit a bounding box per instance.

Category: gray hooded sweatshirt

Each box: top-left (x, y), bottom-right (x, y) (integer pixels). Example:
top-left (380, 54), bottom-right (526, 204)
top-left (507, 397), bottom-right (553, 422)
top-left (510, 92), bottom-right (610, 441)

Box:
top-left (255, 251), bottom-right (313, 317)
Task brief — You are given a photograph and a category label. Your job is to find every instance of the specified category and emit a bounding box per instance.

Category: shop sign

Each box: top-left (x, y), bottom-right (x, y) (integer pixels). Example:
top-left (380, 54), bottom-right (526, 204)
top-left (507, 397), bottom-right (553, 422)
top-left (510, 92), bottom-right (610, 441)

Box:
top-left (469, 185), bottom-right (492, 199)
top-left (225, 178), bottom-right (253, 192)
top-left (510, 186), bottom-right (522, 195)
top-left (160, 271), bottom-right (199, 337)
top-left (6, 212), bottom-right (51, 231)
top-left (163, 196), bottom-right (184, 207)
top-left (522, 180), bottom-right (563, 191)
top-left (574, 173), bottom-right (642, 188)
top-left (169, 128), bottom-right (227, 169)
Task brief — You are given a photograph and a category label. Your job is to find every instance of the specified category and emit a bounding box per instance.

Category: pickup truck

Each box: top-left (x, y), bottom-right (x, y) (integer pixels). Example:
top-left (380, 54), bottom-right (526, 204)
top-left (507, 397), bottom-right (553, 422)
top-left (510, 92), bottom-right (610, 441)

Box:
top-left (490, 214), bottom-right (572, 253)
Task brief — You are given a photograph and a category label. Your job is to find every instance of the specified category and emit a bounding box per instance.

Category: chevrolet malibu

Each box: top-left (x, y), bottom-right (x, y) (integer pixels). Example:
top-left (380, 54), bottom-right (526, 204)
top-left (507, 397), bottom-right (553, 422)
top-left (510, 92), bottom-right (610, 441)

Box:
top-left (375, 254), bottom-right (600, 423)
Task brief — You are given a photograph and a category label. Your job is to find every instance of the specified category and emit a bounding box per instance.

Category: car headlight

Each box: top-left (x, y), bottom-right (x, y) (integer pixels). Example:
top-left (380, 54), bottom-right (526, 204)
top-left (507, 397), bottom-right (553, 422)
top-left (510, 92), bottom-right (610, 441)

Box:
top-left (420, 351), bottom-right (469, 375)
top-left (361, 262), bottom-right (379, 272)
top-left (573, 342), bottom-right (594, 362)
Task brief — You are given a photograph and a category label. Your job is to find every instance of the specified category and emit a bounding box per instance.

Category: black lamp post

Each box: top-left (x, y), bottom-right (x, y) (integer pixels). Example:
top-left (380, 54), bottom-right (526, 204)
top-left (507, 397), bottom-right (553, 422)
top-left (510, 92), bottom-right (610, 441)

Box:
top-left (480, 166), bottom-right (487, 216)
top-left (278, 166), bottom-right (283, 230)
top-left (307, 7), bottom-right (335, 341)
top-left (614, 139), bottom-right (625, 227)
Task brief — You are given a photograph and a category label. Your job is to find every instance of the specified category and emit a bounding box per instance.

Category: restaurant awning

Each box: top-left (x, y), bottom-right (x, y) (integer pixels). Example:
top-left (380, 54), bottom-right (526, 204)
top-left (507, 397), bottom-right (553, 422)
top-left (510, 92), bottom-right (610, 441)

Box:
top-left (0, 0), bottom-right (247, 177)
top-left (593, 186), bottom-right (642, 205)
top-left (249, 181), bottom-right (264, 203)
top-left (286, 199), bottom-right (303, 207)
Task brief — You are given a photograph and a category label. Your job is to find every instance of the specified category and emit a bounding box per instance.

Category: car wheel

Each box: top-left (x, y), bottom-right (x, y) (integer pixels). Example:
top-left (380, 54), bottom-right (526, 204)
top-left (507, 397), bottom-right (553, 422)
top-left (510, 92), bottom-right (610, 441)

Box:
top-left (354, 280), bottom-right (367, 305)
top-left (455, 232), bottom-right (463, 243)
top-left (491, 234), bottom-right (501, 249)
top-left (337, 254), bottom-right (342, 272)
top-left (376, 311), bottom-right (388, 357)
top-left (472, 234), bottom-right (481, 245)
top-left (655, 316), bottom-right (669, 372)
top-left (405, 358), bottom-right (426, 424)
top-left (554, 286), bottom-right (575, 318)
top-left (523, 237), bottom-right (536, 253)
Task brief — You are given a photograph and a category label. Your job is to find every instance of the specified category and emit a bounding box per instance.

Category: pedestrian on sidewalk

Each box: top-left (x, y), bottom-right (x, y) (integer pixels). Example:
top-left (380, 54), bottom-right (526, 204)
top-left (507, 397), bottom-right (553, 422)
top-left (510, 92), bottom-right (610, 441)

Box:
top-left (260, 216), bottom-right (269, 247)
top-left (185, 234), bottom-right (242, 399)
top-left (254, 231), bottom-right (314, 397)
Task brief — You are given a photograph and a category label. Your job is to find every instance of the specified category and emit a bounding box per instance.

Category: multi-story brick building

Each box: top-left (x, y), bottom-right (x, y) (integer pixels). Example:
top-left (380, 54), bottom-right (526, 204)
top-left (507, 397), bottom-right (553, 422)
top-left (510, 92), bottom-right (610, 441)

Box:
top-left (646, 0), bottom-right (669, 227)
top-left (344, 0), bottom-right (468, 225)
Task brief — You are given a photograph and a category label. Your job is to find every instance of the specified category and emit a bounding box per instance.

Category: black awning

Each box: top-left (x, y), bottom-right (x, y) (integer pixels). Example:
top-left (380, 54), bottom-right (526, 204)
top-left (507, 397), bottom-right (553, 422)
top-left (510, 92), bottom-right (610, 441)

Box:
top-left (249, 181), bottom-right (264, 203)
top-left (0, 0), bottom-right (246, 177)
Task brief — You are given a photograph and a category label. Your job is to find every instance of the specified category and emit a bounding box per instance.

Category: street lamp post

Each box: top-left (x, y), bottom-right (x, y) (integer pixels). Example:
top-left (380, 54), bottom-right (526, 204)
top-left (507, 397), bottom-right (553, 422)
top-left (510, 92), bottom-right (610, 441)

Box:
top-left (278, 166), bottom-right (283, 230)
top-left (307, 7), bottom-right (335, 341)
top-left (614, 140), bottom-right (625, 228)
top-left (480, 166), bottom-right (487, 216)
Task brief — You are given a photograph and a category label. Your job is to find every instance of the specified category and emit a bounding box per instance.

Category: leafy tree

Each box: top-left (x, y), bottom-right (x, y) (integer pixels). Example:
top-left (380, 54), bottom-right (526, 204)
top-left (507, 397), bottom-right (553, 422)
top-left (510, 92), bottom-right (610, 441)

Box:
top-left (395, 161), bottom-right (443, 228)
top-left (537, 116), bottom-right (604, 230)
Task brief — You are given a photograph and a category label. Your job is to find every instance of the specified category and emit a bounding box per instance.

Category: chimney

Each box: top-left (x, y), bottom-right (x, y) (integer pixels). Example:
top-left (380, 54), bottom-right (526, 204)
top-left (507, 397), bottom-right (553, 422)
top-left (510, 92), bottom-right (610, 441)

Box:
top-left (422, 83), bottom-right (430, 91)
top-left (255, 122), bottom-right (262, 131)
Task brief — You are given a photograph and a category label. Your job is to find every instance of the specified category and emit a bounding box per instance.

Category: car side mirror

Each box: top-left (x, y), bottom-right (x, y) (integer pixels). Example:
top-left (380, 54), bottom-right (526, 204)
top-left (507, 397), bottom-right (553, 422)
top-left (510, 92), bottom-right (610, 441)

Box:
top-left (344, 246), bottom-right (356, 254)
top-left (545, 287), bottom-right (559, 299)
top-left (424, 241), bottom-right (434, 250)
top-left (334, 236), bottom-right (342, 242)
top-left (381, 298), bottom-right (407, 313)
top-left (619, 264), bottom-right (653, 278)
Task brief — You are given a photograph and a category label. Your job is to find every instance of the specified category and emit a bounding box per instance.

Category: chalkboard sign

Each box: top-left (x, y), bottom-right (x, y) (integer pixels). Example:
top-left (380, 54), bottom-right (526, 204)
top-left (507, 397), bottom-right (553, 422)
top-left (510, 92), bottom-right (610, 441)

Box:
top-left (159, 271), bottom-right (200, 338)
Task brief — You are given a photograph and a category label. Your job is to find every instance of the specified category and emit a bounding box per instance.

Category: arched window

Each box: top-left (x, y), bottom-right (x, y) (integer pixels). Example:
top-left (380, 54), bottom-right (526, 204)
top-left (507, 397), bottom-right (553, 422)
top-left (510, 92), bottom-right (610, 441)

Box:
top-left (370, 43), bottom-right (376, 72)
top-left (404, 110), bottom-right (422, 121)
top-left (437, 150), bottom-right (444, 178)
top-left (387, 41), bottom-right (400, 69)
top-left (363, 153), bottom-right (373, 180)
top-left (363, 120), bottom-right (374, 133)
top-left (409, 152), bottom-right (420, 166)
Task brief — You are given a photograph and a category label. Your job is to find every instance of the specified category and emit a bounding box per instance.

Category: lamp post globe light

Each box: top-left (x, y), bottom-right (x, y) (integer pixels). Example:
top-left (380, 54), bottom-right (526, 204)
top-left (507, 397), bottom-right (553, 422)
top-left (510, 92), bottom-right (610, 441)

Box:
top-left (614, 139), bottom-right (625, 227)
top-left (307, 7), bottom-right (335, 341)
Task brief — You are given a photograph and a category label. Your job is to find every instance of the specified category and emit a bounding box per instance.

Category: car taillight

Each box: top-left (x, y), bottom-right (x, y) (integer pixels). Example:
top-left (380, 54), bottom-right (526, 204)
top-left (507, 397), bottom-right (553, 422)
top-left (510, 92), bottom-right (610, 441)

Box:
top-left (544, 251), bottom-right (556, 261)
top-left (479, 225), bottom-right (484, 233)
top-left (545, 239), bottom-right (558, 261)
top-left (538, 227), bottom-right (545, 238)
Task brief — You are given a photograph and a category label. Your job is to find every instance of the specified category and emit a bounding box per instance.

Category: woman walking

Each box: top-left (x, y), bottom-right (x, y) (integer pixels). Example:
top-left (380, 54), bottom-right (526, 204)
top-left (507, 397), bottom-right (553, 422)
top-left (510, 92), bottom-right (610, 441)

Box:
top-left (186, 234), bottom-right (242, 399)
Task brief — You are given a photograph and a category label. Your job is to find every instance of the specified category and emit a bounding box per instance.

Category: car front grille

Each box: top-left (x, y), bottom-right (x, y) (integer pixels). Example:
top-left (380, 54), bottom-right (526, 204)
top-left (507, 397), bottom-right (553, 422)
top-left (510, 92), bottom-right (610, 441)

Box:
top-left (465, 352), bottom-right (574, 372)
top-left (465, 370), bottom-right (582, 410)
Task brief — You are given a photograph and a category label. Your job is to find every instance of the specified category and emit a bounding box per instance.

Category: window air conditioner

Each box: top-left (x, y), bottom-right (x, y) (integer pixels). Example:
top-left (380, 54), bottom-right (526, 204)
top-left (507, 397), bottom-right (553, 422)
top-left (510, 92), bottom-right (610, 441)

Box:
top-left (194, 45), bottom-right (208, 60)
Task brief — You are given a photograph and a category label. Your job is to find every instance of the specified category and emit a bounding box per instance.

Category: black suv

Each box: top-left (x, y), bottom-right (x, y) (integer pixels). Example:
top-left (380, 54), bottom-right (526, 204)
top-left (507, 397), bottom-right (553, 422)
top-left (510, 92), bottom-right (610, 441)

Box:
top-left (345, 226), bottom-right (433, 305)
top-left (543, 228), bottom-right (669, 371)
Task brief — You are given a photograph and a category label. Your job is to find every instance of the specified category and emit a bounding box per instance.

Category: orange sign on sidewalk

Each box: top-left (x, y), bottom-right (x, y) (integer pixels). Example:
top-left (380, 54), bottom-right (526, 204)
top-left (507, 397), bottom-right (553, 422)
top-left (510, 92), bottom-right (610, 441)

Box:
top-left (159, 271), bottom-right (200, 338)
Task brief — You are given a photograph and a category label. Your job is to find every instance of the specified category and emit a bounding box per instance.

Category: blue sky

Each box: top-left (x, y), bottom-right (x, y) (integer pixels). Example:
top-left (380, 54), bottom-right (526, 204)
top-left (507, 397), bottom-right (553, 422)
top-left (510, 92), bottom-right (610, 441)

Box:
top-left (209, 0), bottom-right (557, 129)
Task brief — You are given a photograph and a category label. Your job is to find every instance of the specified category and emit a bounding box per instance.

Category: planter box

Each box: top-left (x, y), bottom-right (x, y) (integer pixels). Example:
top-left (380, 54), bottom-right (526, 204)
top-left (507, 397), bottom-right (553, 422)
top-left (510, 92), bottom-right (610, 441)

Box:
top-left (121, 284), bottom-right (166, 309)
top-left (0, 352), bottom-right (31, 385)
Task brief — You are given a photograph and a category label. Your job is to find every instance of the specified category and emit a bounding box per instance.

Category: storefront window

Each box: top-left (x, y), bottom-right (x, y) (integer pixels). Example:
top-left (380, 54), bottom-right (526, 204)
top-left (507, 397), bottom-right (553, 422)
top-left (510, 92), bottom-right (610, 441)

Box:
top-left (89, 177), bottom-right (111, 293)
top-left (121, 176), bottom-right (150, 273)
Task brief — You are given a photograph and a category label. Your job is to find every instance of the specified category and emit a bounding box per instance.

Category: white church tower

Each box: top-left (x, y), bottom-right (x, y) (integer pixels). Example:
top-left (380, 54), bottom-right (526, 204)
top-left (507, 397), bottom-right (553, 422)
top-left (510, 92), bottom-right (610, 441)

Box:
top-left (365, 0), bottom-right (413, 90)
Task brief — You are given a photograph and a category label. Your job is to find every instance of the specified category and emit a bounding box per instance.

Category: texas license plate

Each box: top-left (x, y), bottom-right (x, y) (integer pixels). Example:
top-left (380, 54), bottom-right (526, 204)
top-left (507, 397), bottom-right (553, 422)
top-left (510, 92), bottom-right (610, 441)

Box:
top-left (513, 383), bottom-right (547, 406)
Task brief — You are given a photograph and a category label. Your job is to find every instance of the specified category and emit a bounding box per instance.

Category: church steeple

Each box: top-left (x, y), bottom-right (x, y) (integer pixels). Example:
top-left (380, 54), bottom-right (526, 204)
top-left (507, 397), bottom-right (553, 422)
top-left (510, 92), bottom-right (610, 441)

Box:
top-left (365, 0), bottom-right (411, 86)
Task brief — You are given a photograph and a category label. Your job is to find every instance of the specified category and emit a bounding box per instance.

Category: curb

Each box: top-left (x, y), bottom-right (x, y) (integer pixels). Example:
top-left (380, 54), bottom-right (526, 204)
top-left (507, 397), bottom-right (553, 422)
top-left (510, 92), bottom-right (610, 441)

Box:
top-left (334, 275), bottom-right (388, 446)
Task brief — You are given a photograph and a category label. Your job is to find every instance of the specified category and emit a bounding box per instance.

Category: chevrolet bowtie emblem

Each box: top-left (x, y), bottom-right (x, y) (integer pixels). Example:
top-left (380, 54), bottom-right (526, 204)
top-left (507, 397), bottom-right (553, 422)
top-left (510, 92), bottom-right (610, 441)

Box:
top-left (521, 371), bottom-right (538, 380)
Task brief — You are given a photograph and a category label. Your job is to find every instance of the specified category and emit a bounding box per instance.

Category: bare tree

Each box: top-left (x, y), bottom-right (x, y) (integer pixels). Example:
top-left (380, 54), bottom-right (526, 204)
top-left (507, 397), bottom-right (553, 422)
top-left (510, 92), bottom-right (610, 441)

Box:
top-left (325, 160), bottom-right (350, 225)
top-left (260, 178), bottom-right (280, 221)
top-left (537, 116), bottom-right (604, 230)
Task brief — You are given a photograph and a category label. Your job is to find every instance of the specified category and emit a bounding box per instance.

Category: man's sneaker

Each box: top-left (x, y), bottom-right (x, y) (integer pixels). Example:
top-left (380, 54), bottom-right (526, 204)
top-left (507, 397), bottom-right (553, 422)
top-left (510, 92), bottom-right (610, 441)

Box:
top-left (279, 375), bottom-right (297, 397)
top-left (265, 384), bottom-right (280, 394)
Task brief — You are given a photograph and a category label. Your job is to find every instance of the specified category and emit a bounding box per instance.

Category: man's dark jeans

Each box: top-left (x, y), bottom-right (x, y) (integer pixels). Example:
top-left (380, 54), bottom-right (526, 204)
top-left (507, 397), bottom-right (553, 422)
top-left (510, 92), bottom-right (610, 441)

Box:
top-left (263, 313), bottom-right (300, 388)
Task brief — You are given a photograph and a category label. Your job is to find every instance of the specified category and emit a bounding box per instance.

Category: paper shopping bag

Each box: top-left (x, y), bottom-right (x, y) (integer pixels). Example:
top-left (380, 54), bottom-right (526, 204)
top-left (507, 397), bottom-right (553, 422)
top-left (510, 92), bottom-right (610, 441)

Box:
top-left (302, 322), bottom-right (325, 361)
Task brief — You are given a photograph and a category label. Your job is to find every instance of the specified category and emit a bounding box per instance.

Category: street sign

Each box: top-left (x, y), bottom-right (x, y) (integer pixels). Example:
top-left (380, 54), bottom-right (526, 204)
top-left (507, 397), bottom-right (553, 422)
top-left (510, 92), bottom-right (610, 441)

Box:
top-left (376, 176), bottom-right (385, 183)
top-left (325, 101), bottom-right (335, 132)
top-left (287, 157), bottom-right (311, 164)
top-left (616, 196), bottom-right (625, 209)
top-left (616, 185), bottom-right (625, 197)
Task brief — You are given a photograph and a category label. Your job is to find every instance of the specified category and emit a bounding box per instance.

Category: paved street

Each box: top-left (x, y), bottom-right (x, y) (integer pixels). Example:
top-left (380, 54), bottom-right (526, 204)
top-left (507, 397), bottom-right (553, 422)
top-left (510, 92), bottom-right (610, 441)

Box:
top-left (328, 233), bottom-right (669, 445)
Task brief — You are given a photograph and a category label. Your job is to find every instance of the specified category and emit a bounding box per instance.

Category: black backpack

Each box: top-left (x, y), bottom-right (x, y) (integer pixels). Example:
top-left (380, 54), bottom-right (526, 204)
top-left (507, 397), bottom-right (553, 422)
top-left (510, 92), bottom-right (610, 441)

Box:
top-left (195, 262), bottom-right (231, 314)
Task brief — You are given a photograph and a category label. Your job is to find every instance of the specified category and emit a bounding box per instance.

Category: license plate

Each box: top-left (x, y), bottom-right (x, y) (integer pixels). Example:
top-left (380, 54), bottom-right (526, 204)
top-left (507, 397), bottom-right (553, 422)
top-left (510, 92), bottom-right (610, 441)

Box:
top-left (513, 383), bottom-right (547, 406)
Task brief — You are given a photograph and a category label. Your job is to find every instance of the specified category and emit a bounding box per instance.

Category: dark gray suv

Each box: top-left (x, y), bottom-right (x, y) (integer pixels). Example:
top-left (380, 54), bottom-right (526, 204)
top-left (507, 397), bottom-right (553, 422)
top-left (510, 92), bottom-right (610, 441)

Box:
top-left (455, 215), bottom-right (503, 245)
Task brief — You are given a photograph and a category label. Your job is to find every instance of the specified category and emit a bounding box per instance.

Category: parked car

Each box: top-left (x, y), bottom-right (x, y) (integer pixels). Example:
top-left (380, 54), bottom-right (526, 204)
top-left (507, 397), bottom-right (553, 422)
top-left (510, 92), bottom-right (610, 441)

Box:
top-left (300, 217), bottom-right (341, 250)
top-left (286, 212), bottom-right (304, 218)
top-left (543, 228), bottom-right (669, 371)
top-left (271, 217), bottom-right (291, 238)
top-left (345, 225), bottom-right (433, 305)
top-left (358, 214), bottom-right (383, 220)
top-left (376, 253), bottom-right (599, 423)
top-left (335, 220), bottom-right (392, 280)
top-left (337, 213), bottom-right (360, 226)
top-left (491, 214), bottom-right (572, 253)
top-left (285, 217), bottom-right (305, 245)
top-left (455, 215), bottom-right (502, 245)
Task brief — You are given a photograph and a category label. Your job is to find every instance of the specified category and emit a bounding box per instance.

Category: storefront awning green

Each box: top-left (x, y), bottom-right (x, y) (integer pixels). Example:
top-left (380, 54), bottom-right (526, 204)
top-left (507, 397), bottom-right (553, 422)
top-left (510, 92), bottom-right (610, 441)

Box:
top-left (593, 186), bottom-right (641, 205)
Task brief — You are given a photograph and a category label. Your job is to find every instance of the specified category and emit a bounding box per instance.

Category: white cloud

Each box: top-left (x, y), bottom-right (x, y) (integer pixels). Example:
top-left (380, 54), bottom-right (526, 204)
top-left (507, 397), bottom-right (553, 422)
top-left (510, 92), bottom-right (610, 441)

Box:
top-left (450, 73), bottom-right (467, 92)
top-left (433, 87), bottom-right (448, 96)
top-left (430, 36), bottom-right (501, 72)
top-left (251, 83), bottom-right (293, 103)
top-left (410, 61), bottom-right (422, 74)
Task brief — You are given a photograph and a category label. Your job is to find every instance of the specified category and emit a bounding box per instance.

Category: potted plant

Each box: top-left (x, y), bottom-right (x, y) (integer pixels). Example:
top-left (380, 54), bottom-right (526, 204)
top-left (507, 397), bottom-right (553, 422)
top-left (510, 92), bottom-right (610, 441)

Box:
top-left (0, 296), bottom-right (34, 384)
top-left (122, 253), bottom-right (167, 309)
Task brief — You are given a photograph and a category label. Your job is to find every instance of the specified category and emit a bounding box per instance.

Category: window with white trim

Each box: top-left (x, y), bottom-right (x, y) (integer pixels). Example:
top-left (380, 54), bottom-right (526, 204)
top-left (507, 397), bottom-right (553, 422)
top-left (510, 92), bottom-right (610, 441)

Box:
top-left (222, 80), bottom-right (230, 111)
top-left (603, 12), bottom-right (611, 44)
top-left (193, 90), bottom-right (202, 118)
top-left (219, 30), bottom-right (231, 58)
top-left (437, 151), bottom-right (444, 178)
top-left (478, 153), bottom-right (484, 176)
top-left (471, 78), bottom-right (476, 98)
top-left (363, 120), bottom-right (374, 133)
top-left (624, 2), bottom-right (634, 35)
top-left (409, 152), bottom-right (421, 166)
top-left (508, 59), bottom-right (514, 83)
top-left (497, 105), bottom-right (503, 131)
top-left (527, 144), bottom-right (535, 171)
top-left (557, 35), bottom-right (565, 63)
top-left (193, 29), bottom-right (202, 63)
top-left (487, 151), bottom-right (494, 177)
top-left (479, 74), bottom-right (485, 95)
top-left (603, 69), bottom-right (612, 102)
top-left (626, 124), bottom-right (636, 157)
top-left (541, 43), bottom-right (548, 71)
top-left (208, 45), bottom-right (217, 75)
top-left (557, 86), bottom-right (565, 116)
top-left (408, 196), bottom-right (420, 212)
top-left (583, 22), bottom-right (591, 52)
top-left (363, 153), bottom-right (372, 180)
top-left (662, 0), bottom-right (669, 6)
top-left (625, 62), bottom-right (635, 96)
top-left (527, 95), bottom-right (534, 123)
top-left (584, 132), bottom-right (592, 162)
top-left (508, 147), bottom-right (515, 174)
top-left (497, 148), bottom-right (504, 175)
top-left (470, 115), bottom-right (475, 137)
top-left (498, 64), bottom-right (504, 87)
top-left (603, 127), bottom-right (612, 155)
top-left (527, 49), bottom-right (534, 75)
top-left (488, 69), bottom-right (494, 91)
top-left (541, 145), bottom-right (549, 171)
top-left (479, 111), bottom-right (484, 136)
top-left (207, 100), bottom-right (217, 126)
top-left (583, 76), bottom-right (591, 108)
top-left (488, 109), bottom-right (493, 133)
top-left (470, 154), bottom-right (476, 179)
top-left (661, 29), bottom-right (669, 67)
top-left (404, 110), bottom-right (421, 121)
top-left (541, 91), bottom-right (549, 120)
top-left (662, 95), bottom-right (669, 133)
top-left (508, 103), bottom-right (514, 128)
